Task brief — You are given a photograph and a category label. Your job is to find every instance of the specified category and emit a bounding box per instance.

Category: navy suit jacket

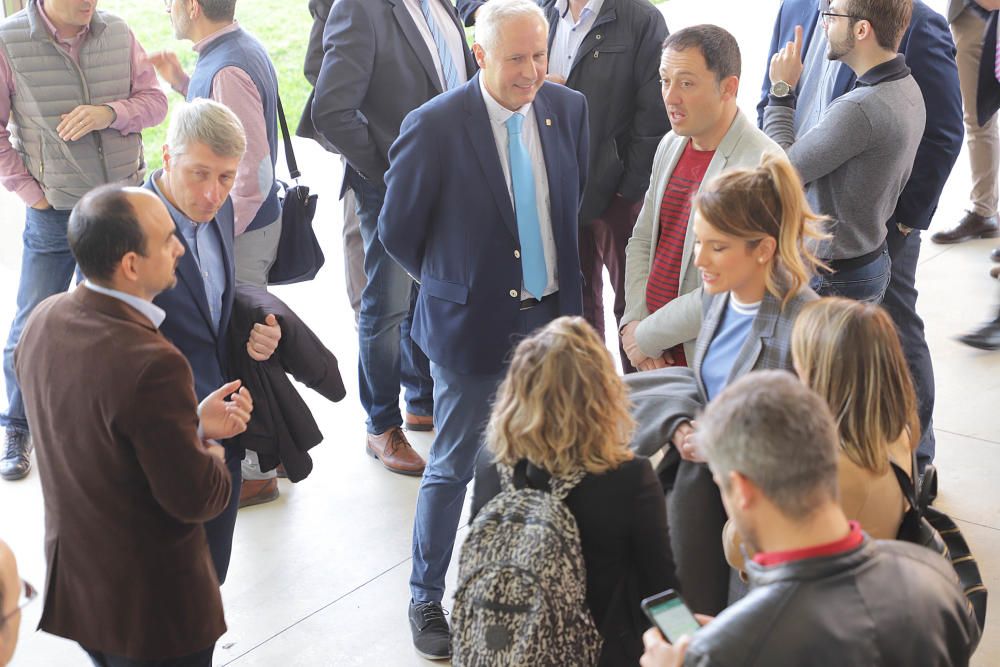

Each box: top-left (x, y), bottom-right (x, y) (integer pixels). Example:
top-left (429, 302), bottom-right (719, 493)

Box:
top-left (145, 177), bottom-right (236, 403)
top-left (379, 75), bottom-right (589, 375)
top-left (758, 0), bottom-right (963, 230)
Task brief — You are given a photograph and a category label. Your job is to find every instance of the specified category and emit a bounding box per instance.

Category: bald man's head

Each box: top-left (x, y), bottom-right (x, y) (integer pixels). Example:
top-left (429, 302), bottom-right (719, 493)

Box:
top-left (69, 186), bottom-right (185, 299)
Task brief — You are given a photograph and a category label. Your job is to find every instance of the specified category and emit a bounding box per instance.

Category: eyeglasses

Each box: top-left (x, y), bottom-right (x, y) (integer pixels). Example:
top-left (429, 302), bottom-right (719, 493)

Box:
top-left (820, 11), bottom-right (863, 26)
top-left (0, 579), bottom-right (38, 626)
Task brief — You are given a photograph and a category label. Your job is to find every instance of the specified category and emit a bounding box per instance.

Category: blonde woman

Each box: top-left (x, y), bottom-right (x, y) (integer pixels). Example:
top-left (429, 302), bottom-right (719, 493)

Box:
top-left (470, 317), bottom-right (676, 666)
top-left (627, 153), bottom-right (826, 615)
top-left (723, 297), bottom-right (919, 571)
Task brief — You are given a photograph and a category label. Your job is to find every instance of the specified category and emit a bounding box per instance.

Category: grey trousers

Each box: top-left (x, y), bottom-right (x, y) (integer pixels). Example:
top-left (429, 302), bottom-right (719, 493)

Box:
top-left (341, 163), bottom-right (366, 322)
top-left (953, 7), bottom-right (999, 217)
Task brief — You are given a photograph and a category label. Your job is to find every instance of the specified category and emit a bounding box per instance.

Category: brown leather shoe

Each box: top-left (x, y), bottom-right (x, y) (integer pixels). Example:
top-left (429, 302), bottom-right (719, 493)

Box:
top-left (404, 411), bottom-right (434, 432)
top-left (366, 427), bottom-right (425, 476)
top-left (991, 264), bottom-right (1000, 280)
top-left (930, 211), bottom-right (999, 244)
top-left (239, 478), bottom-right (279, 509)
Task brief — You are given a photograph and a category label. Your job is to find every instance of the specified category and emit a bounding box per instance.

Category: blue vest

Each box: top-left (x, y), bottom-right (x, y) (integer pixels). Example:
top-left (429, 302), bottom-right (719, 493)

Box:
top-left (188, 27), bottom-right (281, 232)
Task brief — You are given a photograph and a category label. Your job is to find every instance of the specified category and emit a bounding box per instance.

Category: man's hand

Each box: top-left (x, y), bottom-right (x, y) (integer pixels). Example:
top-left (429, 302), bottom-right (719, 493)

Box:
top-left (638, 352), bottom-right (675, 372)
top-left (30, 195), bottom-right (51, 210)
top-left (57, 105), bottom-right (115, 142)
top-left (247, 314), bottom-right (281, 361)
top-left (622, 321), bottom-right (650, 368)
top-left (198, 380), bottom-right (253, 441)
top-left (148, 51), bottom-right (188, 91)
top-left (640, 628), bottom-right (689, 667)
top-left (769, 24), bottom-right (804, 90)
top-left (672, 420), bottom-right (703, 462)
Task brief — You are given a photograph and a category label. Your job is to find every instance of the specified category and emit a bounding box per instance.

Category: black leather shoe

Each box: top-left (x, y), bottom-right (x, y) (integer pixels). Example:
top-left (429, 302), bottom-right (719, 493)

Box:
top-left (930, 211), bottom-right (1000, 244)
top-left (408, 600), bottom-right (451, 660)
top-left (957, 320), bottom-right (1000, 351)
top-left (1, 428), bottom-right (32, 481)
top-left (991, 247), bottom-right (1000, 262)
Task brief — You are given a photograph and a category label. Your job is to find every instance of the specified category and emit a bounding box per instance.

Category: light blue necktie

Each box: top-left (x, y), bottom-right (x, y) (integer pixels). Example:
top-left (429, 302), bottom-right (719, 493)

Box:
top-left (419, 0), bottom-right (461, 91)
top-left (506, 112), bottom-right (547, 299)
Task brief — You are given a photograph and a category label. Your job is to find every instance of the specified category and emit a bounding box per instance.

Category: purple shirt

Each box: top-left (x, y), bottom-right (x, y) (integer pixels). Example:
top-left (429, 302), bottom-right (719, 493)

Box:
top-left (0, 1), bottom-right (167, 206)
top-left (173, 23), bottom-right (273, 236)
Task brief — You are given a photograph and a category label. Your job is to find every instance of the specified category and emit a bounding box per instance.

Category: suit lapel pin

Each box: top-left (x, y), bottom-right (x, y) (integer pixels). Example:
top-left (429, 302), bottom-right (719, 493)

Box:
top-left (545, 118), bottom-right (552, 126)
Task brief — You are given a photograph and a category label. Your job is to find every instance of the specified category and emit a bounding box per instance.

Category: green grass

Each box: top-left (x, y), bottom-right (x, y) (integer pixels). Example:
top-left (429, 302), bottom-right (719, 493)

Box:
top-left (101, 1), bottom-right (313, 171)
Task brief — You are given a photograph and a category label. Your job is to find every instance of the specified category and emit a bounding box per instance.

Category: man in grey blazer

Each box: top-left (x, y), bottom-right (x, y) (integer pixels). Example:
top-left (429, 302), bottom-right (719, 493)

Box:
top-left (620, 26), bottom-right (780, 370)
top-left (312, 0), bottom-right (477, 475)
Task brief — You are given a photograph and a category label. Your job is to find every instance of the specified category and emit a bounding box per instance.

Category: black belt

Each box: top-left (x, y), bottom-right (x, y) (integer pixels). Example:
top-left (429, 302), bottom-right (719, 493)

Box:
top-left (823, 241), bottom-right (887, 273)
top-left (520, 292), bottom-right (557, 311)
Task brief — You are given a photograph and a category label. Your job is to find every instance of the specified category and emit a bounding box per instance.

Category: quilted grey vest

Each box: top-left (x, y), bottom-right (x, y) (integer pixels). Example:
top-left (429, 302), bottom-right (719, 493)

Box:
top-left (0, 3), bottom-right (144, 209)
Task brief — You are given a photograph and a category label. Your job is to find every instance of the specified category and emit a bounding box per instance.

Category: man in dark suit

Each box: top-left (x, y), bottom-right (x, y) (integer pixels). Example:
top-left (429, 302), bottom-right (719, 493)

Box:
top-left (146, 99), bottom-right (282, 584)
top-left (759, 0), bottom-right (963, 470)
top-left (15, 184), bottom-right (252, 666)
top-left (312, 0), bottom-right (477, 475)
top-left (379, 0), bottom-right (588, 657)
top-left (457, 0), bottom-right (669, 373)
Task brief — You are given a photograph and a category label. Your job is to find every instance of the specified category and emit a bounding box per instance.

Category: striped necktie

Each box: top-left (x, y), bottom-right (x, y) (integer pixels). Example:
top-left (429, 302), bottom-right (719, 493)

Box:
top-left (506, 112), bottom-right (547, 299)
top-left (419, 0), bottom-right (461, 91)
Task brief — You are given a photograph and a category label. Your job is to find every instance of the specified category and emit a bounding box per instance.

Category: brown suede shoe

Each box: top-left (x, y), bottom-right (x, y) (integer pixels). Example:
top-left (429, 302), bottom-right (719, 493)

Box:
top-left (404, 411), bottom-right (434, 432)
top-left (239, 478), bottom-right (279, 509)
top-left (366, 427), bottom-right (426, 476)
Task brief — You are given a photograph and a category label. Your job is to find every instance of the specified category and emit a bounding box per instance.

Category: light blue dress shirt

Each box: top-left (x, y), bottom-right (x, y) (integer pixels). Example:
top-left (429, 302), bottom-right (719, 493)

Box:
top-left (549, 0), bottom-right (606, 80)
top-left (83, 281), bottom-right (167, 329)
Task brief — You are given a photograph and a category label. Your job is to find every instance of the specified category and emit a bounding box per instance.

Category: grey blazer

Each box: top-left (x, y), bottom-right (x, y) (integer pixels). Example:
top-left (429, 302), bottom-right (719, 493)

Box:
top-left (627, 285), bottom-right (818, 457)
top-left (311, 0), bottom-right (476, 186)
top-left (622, 110), bottom-right (781, 361)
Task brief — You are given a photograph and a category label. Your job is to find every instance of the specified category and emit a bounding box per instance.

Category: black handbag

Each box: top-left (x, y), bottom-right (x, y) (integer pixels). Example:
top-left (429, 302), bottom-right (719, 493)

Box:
top-left (892, 458), bottom-right (988, 632)
top-left (267, 95), bottom-right (323, 285)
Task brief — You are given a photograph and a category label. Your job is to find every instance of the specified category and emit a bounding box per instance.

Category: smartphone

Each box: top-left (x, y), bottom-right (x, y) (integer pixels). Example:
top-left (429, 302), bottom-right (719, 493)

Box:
top-left (640, 589), bottom-right (701, 643)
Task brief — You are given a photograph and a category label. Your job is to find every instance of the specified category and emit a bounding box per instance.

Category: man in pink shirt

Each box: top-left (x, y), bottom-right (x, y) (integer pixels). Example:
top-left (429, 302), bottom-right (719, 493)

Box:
top-left (151, 0), bottom-right (284, 507)
top-left (0, 0), bottom-right (167, 482)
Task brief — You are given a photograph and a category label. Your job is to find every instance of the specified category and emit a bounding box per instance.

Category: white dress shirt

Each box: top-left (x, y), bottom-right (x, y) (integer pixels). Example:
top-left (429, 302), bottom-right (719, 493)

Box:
top-left (401, 0), bottom-right (469, 91)
top-left (549, 0), bottom-right (606, 80)
top-left (479, 76), bottom-right (558, 299)
top-left (84, 281), bottom-right (167, 329)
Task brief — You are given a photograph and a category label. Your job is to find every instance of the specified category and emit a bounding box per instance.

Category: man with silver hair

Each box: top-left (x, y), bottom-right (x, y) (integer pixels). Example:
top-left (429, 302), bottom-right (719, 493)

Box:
top-left (379, 0), bottom-right (588, 657)
top-left (145, 99), bottom-right (283, 585)
top-left (639, 371), bottom-right (979, 667)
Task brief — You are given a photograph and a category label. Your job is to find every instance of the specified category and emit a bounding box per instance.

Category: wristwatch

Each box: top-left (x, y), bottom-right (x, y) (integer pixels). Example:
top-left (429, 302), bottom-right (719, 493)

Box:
top-left (770, 80), bottom-right (792, 98)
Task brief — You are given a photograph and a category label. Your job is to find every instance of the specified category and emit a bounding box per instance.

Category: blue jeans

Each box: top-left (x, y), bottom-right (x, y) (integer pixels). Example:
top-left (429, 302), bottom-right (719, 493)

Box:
top-left (813, 246), bottom-right (891, 304)
top-left (3, 207), bottom-right (76, 432)
top-left (410, 297), bottom-right (560, 603)
top-left (352, 173), bottom-right (433, 434)
top-left (883, 225), bottom-right (936, 469)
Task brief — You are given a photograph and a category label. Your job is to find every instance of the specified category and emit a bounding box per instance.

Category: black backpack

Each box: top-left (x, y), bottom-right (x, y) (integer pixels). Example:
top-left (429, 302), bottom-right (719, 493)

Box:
top-left (452, 462), bottom-right (602, 666)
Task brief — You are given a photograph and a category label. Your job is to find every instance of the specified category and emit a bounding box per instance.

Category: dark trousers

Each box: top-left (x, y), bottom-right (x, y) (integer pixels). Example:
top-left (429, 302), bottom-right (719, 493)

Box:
top-left (882, 224), bottom-right (936, 468)
top-left (668, 460), bottom-right (729, 616)
top-left (580, 195), bottom-right (641, 373)
top-left (84, 645), bottom-right (214, 667)
top-left (204, 450), bottom-right (242, 584)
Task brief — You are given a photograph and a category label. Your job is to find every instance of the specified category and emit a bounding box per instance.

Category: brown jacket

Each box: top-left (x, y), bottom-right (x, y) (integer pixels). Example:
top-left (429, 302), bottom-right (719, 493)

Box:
top-left (14, 287), bottom-right (232, 659)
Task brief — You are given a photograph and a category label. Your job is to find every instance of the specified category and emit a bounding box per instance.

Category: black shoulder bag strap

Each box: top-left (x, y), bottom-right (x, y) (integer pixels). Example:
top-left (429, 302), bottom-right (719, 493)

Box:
top-left (276, 95), bottom-right (301, 181)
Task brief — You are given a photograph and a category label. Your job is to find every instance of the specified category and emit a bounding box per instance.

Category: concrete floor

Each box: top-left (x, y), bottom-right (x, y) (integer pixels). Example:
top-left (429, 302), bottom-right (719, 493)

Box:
top-left (0, 0), bottom-right (997, 664)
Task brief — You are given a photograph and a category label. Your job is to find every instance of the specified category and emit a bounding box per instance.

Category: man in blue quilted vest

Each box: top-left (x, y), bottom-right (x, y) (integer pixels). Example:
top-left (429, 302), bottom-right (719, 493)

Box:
top-left (0, 0), bottom-right (167, 482)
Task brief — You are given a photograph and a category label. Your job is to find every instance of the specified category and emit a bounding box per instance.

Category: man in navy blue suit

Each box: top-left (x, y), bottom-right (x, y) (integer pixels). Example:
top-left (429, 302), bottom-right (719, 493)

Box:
top-left (147, 100), bottom-right (282, 585)
top-left (379, 0), bottom-right (588, 658)
top-left (759, 0), bottom-right (963, 470)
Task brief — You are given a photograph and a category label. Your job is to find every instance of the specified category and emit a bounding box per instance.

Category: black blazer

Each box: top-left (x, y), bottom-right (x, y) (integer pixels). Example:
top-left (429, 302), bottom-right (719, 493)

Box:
top-left (471, 453), bottom-right (677, 666)
top-left (458, 0), bottom-right (669, 224)
top-left (228, 286), bottom-right (346, 482)
top-left (978, 12), bottom-right (1000, 126)
top-left (311, 0), bottom-right (477, 186)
